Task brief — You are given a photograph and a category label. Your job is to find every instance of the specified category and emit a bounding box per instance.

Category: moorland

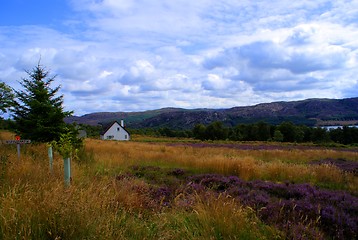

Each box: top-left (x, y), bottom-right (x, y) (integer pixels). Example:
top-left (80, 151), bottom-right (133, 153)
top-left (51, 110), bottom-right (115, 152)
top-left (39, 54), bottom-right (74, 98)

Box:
top-left (0, 131), bottom-right (357, 239)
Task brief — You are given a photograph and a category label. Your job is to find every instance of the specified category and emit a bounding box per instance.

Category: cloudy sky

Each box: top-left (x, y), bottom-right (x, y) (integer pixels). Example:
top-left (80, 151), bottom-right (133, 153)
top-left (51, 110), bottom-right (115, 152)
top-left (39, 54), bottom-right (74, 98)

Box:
top-left (1, 0), bottom-right (358, 116)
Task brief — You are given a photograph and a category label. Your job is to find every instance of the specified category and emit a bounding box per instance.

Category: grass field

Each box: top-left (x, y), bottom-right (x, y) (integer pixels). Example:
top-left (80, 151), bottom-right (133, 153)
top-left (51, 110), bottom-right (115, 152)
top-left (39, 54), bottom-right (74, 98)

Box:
top-left (0, 131), bottom-right (357, 239)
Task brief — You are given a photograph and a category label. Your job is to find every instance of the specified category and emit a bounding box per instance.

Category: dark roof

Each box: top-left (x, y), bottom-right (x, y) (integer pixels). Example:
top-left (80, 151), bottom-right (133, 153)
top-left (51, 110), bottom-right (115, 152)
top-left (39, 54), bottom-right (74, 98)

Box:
top-left (100, 121), bottom-right (130, 136)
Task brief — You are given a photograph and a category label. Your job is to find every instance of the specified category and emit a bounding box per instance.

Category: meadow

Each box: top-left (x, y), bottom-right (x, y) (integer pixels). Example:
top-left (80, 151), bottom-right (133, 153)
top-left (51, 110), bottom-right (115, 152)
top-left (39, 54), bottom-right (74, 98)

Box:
top-left (0, 131), bottom-right (357, 239)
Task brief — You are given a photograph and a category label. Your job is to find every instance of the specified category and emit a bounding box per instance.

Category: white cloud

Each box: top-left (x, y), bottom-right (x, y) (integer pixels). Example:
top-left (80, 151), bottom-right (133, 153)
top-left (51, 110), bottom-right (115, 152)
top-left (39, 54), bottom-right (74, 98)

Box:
top-left (202, 74), bottom-right (230, 91)
top-left (0, 0), bottom-right (357, 115)
top-left (99, 70), bottom-right (113, 79)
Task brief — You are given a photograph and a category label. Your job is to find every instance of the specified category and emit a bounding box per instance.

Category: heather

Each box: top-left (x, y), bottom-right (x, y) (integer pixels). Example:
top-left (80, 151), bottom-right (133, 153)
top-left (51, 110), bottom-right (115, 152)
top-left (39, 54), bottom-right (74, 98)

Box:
top-left (117, 166), bottom-right (357, 239)
top-left (187, 174), bottom-right (357, 239)
top-left (1, 131), bottom-right (357, 239)
top-left (309, 158), bottom-right (358, 175)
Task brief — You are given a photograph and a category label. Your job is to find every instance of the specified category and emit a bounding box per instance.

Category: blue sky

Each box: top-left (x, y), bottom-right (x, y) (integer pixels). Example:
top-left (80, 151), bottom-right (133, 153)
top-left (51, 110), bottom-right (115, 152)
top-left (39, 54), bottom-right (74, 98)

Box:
top-left (1, 0), bottom-right (358, 116)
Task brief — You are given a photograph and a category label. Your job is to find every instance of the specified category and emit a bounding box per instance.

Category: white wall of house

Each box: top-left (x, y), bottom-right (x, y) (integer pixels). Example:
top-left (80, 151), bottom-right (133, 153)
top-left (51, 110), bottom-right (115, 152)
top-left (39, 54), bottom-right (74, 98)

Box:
top-left (101, 122), bottom-right (130, 141)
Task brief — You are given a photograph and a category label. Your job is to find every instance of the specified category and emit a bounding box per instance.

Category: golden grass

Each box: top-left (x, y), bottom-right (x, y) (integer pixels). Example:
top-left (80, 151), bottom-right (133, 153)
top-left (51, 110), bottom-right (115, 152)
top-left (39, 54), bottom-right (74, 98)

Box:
top-left (0, 178), bottom-right (121, 239)
top-left (0, 145), bottom-right (281, 239)
top-left (0, 131), bottom-right (357, 238)
top-left (0, 131), bottom-right (15, 141)
top-left (164, 194), bottom-right (281, 240)
top-left (85, 138), bottom-right (357, 193)
top-left (2, 132), bottom-right (355, 192)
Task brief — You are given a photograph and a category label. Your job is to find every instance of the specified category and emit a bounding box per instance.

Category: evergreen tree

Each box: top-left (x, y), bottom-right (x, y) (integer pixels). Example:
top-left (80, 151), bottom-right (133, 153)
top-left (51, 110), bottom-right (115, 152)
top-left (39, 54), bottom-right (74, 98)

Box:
top-left (273, 129), bottom-right (284, 142)
top-left (11, 63), bottom-right (72, 142)
top-left (205, 121), bottom-right (228, 140)
top-left (310, 127), bottom-right (330, 143)
top-left (248, 124), bottom-right (260, 141)
top-left (277, 121), bottom-right (293, 142)
top-left (256, 121), bottom-right (271, 141)
top-left (193, 124), bottom-right (206, 140)
top-left (0, 81), bottom-right (14, 116)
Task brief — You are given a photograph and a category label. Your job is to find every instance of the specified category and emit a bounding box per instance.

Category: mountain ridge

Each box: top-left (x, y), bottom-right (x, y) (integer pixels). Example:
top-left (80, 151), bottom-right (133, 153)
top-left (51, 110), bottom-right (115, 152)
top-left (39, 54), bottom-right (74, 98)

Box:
top-left (65, 97), bottom-right (358, 129)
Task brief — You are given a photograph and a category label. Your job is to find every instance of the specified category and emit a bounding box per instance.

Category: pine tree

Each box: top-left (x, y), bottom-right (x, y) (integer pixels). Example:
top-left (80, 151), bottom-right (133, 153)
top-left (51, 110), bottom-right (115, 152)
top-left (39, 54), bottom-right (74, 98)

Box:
top-left (12, 63), bottom-right (72, 142)
top-left (0, 81), bottom-right (14, 116)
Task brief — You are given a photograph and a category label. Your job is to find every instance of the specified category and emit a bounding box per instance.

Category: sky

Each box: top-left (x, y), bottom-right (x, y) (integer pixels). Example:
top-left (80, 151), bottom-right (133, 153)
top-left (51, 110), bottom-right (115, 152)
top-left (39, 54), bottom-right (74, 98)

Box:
top-left (0, 0), bottom-right (358, 116)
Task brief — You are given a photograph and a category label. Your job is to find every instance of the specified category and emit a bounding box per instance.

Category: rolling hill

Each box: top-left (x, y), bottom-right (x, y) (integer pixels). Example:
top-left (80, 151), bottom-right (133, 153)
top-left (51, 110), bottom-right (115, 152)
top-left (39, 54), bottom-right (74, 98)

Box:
top-left (65, 97), bottom-right (358, 129)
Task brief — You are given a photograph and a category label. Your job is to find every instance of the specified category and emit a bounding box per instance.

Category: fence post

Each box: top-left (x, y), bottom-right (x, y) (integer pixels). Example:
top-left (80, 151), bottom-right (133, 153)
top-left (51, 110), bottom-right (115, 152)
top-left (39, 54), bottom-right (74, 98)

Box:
top-left (48, 146), bottom-right (53, 173)
top-left (16, 143), bottom-right (21, 160)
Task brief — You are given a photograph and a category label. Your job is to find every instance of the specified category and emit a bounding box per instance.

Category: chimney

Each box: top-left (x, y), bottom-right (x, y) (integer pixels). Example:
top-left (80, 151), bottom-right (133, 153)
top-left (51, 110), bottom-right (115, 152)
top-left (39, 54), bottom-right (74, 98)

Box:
top-left (120, 119), bottom-right (124, 127)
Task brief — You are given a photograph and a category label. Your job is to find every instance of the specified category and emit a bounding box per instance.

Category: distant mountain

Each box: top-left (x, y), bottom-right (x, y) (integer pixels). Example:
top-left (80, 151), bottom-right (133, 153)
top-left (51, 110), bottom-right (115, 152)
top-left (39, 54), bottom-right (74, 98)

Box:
top-left (65, 97), bottom-right (358, 129)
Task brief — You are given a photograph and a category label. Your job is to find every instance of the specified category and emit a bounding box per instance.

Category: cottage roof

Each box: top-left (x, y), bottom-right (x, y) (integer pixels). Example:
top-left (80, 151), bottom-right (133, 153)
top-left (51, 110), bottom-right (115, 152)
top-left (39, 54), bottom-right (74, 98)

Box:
top-left (100, 121), bottom-right (130, 136)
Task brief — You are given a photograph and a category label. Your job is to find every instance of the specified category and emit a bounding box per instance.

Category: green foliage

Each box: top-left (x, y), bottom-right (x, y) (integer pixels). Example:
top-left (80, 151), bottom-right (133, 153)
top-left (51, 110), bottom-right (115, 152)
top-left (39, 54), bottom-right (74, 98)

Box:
top-left (310, 127), bottom-right (331, 143)
top-left (273, 130), bottom-right (284, 142)
top-left (66, 124), bottom-right (84, 150)
top-left (0, 119), bottom-right (14, 130)
top-left (329, 126), bottom-right (358, 145)
top-left (191, 120), bottom-right (358, 145)
top-left (11, 63), bottom-right (72, 143)
top-left (205, 121), bottom-right (228, 140)
top-left (256, 121), bottom-right (271, 141)
top-left (52, 127), bottom-right (83, 158)
top-left (0, 81), bottom-right (14, 116)
top-left (277, 121), bottom-right (300, 142)
top-left (192, 122), bottom-right (228, 141)
top-left (78, 124), bottom-right (102, 138)
top-left (132, 119), bottom-right (358, 145)
top-left (192, 124), bottom-right (206, 140)
top-left (131, 127), bottom-right (192, 139)
top-left (52, 132), bottom-right (73, 158)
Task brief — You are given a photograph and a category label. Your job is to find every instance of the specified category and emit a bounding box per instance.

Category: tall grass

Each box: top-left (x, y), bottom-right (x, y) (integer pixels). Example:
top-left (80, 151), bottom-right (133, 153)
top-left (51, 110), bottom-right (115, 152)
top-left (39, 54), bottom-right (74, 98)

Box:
top-left (85, 139), bottom-right (357, 193)
top-left (164, 194), bottom-right (281, 240)
top-left (0, 153), bottom-right (279, 239)
top-left (0, 131), bottom-right (357, 239)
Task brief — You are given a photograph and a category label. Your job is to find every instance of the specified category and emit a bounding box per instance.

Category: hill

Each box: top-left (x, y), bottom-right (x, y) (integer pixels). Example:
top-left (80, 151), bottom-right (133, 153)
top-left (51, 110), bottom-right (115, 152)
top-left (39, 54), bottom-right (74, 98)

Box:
top-left (65, 97), bottom-right (358, 129)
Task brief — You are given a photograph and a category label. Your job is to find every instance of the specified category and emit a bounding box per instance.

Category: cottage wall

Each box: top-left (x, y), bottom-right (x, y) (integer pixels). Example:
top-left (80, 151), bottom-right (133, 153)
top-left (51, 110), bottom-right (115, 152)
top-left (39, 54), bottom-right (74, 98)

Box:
top-left (101, 122), bottom-right (130, 141)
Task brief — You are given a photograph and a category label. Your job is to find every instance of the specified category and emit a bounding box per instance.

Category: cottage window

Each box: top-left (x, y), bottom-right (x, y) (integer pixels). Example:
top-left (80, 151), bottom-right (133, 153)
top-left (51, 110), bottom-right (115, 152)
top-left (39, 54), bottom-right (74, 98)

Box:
top-left (117, 127), bottom-right (120, 131)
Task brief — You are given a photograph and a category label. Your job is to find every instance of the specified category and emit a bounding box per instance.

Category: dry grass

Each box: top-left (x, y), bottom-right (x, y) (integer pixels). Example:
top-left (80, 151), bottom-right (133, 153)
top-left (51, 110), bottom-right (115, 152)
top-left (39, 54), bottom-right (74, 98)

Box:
top-left (0, 178), bottom-right (121, 239)
top-left (164, 194), bottom-right (281, 240)
top-left (0, 131), bottom-right (16, 141)
top-left (85, 138), bottom-right (357, 193)
top-left (0, 130), bottom-right (357, 239)
top-left (0, 149), bottom-right (280, 239)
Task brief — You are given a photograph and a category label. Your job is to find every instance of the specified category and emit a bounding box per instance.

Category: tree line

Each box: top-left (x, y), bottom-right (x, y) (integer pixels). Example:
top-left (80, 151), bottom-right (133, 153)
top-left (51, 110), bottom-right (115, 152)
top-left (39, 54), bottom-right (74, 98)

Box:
top-left (131, 121), bottom-right (358, 145)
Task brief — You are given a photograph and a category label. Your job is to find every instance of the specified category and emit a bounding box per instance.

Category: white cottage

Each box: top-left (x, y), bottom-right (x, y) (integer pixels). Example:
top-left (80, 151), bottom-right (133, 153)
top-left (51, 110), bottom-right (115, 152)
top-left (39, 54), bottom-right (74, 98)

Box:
top-left (100, 120), bottom-right (130, 141)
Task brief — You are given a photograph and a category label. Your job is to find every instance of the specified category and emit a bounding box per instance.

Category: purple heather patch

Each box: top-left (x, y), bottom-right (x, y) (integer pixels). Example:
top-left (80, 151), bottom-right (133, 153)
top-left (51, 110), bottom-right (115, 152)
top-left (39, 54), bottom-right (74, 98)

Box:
top-left (309, 158), bottom-right (358, 175)
top-left (116, 167), bottom-right (357, 239)
top-left (186, 173), bottom-right (358, 239)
